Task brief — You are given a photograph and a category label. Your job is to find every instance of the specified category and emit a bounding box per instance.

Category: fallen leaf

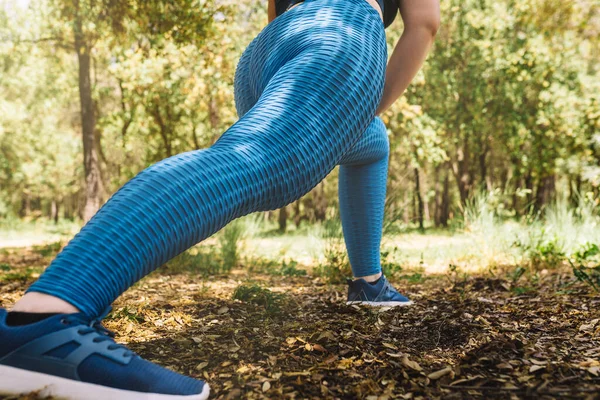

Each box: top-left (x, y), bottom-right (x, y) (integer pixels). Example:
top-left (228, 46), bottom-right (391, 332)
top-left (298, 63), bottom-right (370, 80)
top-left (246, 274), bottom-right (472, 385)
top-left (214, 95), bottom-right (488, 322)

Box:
top-left (286, 337), bottom-right (297, 345)
top-left (217, 306), bottom-right (229, 314)
top-left (262, 381), bottom-right (271, 392)
top-left (530, 359), bottom-right (547, 365)
top-left (579, 319), bottom-right (599, 332)
top-left (195, 362), bottom-right (209, 370)
top-left (401, 356), bottom-right (422, 372)
top-left (529, 365), bottom-right (545, 373)
top-left (313, 344), bottom-right (327, 352)
top-left (428, 367), bottom-right (453, 380)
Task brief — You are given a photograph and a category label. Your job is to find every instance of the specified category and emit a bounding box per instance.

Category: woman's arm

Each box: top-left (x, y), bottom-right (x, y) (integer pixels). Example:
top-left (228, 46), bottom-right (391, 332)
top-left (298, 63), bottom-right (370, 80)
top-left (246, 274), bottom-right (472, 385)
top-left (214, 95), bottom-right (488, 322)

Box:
top-left (268, 0), bottom-right (277, 23)
top-left (376, 0), bottom-right (440, 115)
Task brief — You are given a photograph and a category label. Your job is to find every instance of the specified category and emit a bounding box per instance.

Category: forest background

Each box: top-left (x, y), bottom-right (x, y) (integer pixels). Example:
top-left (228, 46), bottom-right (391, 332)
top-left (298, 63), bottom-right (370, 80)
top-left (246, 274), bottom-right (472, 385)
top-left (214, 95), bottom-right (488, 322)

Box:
top-left (0, 0), bottom-right (599, 279)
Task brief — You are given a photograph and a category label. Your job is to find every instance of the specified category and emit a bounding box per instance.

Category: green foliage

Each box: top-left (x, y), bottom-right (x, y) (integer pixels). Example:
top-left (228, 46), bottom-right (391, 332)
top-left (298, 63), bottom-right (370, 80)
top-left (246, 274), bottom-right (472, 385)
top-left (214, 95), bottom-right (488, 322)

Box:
top-left (380, 247), bottom-right (403, 277)
top-left (247, 257), bottom-right (307, 277)
top-left (513, 233), bottom-right (566, 269)
top-left (507, 265), bottom-right (527, 285)
top-left (278, 260), bottom-right (307, 277)
top-left (219, 219), bottom-right (245, 273)
top-left (32, 241), bottom-right (63, 257)
top-left (313, 218), bottom-right (351, 283)
top-left (0, 267), bottom-right (43, 283)
top-left (232, 283), bottom-right (286, 313)
top-left (399, 272), bottom-right (425, 284)
top-left (107, 306), bottom-right (146, 323)
top-left (569, 242), bottom-right (600, 291)
top-left (166, 248), bottom-right (221, 275)
top-left (167, 218), bottom-right (247, 275)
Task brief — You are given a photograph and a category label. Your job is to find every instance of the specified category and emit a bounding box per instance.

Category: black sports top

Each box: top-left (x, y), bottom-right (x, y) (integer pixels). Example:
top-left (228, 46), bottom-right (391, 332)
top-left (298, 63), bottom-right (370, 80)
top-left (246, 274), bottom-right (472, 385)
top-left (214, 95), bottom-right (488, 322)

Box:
top-left (381, 0), bottom-right (400, 28)
top-left (275, 0), bottom-right (400, 29)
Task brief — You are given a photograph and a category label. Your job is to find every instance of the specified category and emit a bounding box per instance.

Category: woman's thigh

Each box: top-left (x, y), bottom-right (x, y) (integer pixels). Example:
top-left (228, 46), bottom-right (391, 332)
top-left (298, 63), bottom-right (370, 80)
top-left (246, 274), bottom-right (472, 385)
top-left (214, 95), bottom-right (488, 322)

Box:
top-left (218, 0), bottom-right (388, 210)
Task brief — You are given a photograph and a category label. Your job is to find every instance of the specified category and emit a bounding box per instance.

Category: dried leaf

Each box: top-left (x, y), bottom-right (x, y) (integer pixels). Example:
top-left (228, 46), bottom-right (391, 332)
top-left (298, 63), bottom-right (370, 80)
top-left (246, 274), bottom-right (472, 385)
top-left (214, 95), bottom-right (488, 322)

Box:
top-left (428, 367), bottom-right (453, 380)
top-left (195, 362), bottom-right (209, 371)
top-left (401, 356), bottom-right (422, 372)
top-left (286, 337), bottom-right (297, 345)
top-left (529, 365), bottom-right (545, 373)
top-left (313, 344), bottom-right (327, 352)
top-left (262, 381), bottom-right (271, 392)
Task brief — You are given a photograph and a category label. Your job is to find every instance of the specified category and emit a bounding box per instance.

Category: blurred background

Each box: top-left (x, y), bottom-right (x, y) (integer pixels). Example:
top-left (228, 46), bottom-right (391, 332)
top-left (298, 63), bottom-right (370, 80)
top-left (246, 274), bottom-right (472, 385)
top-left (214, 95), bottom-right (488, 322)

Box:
top-left (0, 0), bottom-right (598, 280)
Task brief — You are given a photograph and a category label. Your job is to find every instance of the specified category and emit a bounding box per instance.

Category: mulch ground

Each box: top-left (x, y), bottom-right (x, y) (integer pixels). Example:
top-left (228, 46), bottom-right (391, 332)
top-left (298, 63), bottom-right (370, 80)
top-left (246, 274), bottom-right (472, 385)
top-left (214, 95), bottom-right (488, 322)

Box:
top-left (0, 246), bottom-right (599, 400)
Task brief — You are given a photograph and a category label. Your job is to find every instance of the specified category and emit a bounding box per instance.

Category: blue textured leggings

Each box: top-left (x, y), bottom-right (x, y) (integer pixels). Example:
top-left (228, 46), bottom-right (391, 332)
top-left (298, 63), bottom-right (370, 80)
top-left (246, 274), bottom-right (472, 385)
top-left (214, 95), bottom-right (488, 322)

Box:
top-left (28, 0), bottom-right (388, 317)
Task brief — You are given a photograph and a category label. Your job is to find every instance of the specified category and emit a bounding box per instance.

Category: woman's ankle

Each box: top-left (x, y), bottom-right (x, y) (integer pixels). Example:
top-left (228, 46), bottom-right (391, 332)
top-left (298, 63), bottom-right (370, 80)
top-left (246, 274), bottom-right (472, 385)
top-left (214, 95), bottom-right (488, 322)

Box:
top-left (354, 271), bottom-right (382, 283)
top-left (11, 292), bottom-right (80, 314)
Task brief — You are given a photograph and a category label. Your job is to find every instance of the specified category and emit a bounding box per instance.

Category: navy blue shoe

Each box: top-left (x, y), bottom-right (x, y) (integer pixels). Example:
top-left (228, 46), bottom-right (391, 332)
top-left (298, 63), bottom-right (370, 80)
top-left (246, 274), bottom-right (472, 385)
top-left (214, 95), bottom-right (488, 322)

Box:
top-left (347, 275), bottom-right (413, 307)
top-left (0, 308), bottom-right (210, 400)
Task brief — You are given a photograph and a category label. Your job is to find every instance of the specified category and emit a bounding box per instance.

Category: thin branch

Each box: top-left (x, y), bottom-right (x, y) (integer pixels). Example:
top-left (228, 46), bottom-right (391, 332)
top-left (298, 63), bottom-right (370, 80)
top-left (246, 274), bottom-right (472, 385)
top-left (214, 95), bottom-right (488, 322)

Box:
top-left (1, 36), bottom-right (73, 51)
top-left (442, 384), bottom-right (600, 394)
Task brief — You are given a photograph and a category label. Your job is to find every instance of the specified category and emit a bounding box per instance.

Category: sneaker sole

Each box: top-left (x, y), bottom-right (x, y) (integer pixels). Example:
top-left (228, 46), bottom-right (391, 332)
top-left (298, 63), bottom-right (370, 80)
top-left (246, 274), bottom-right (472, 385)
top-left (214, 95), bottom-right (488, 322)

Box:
top-left (346, 300), bottom-right (414, 307)
top-left (0, 364), bottom-right (210, 400)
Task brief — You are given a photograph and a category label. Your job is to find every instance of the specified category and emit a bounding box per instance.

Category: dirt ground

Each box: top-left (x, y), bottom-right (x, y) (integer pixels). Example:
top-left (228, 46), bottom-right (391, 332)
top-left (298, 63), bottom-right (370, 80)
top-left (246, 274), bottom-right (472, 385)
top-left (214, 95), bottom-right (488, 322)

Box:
top-left (0, 246), bottom-right (599, 400)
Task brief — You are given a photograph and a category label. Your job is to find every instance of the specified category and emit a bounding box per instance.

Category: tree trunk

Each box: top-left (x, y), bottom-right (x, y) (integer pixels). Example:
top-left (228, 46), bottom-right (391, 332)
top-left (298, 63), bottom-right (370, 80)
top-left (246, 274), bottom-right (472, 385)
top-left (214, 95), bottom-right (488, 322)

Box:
top-left (414, 167), bottom-right (424, 231)
top-left (20, 194), bottom-right (30, 218)
top-left (314, 184), bottom-right (327, 222)
top-left (293, 200), bottom-right (301, 227)
top-left (74, 5), bottom-right (102, 222)
top-left (422, 169), bottom-right (431, 223)
top-left (479, 147), bottom-right (488, 192)
top-left (433, 165), bottom-right (442, 227)
top-left (535, 174), bottom-right (556, 211)
top-left (524, 170), bottom-right (534, 213)
top-left (51, 200), bottom-right (59, 224)
top-left (451, 154), bottom-right (470, 209)
top-left (152, 104), bottom-right (173, 158)
top-left (278, 206), bottom-right (287, 233)
top-left (440, 168), bottom-right (450, 227)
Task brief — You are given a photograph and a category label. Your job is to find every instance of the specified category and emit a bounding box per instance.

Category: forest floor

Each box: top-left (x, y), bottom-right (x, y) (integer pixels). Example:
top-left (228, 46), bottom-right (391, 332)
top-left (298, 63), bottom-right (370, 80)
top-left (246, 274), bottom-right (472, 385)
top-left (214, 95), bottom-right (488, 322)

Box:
top-left (0, 245), bottom-right (599, 400)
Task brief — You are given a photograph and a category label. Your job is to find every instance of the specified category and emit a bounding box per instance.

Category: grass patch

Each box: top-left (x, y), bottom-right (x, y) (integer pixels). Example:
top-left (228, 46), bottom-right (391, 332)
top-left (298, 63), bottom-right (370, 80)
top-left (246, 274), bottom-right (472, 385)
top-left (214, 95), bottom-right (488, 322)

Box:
top-left (248, 258), bottom-right (307, 277)
top-left (107, 307), bottom-right (146, 323)
top-left (313, 218), bottom-right (351, 283)
top-left (570, 242), bottom-right (600, 291)
top-left (232, 283), bottom-right (286, 313)
top-left (32, 241), bottom-right (63, 257)
top-left (167, 219), bottom-right (249, 276)
top-left (0, 267), bottom-right (43, 283)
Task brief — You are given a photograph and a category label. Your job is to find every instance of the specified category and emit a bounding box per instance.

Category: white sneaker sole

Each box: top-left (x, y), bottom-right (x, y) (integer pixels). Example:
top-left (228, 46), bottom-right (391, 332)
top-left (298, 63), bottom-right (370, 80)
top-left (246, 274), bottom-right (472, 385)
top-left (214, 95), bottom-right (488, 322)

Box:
top-left (0, 364), bottom-right (210, 400)
top-left (346, 300), bottom-right (414, 307)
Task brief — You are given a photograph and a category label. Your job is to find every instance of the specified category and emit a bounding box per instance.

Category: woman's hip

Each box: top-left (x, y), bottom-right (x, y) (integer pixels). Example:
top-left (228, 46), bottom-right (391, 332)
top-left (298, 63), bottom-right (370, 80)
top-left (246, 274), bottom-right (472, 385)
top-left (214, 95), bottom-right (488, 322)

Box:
top-left (234, 0), bottom-right (387, 108)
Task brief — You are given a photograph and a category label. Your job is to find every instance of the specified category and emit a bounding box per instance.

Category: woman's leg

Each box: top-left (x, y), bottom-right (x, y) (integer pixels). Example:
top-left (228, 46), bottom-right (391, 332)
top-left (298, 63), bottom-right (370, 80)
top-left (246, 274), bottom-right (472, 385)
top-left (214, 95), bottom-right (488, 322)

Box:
top-left (23, 0), bottom-right (387, 318)
top-left (339, 118), bottom-right (412, 306)
top-left (0, 2), bottom-right (387, 398)
top-left (338, 117), bottom-right (389, 279)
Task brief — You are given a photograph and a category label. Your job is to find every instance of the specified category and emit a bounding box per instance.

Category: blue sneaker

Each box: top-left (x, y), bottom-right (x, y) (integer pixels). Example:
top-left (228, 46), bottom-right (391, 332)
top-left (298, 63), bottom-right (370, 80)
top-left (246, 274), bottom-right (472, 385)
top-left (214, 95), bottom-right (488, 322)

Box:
top-left (0, 308), bottom-right (210, 400)
top-left (346, 275), bottom-right (413, 307)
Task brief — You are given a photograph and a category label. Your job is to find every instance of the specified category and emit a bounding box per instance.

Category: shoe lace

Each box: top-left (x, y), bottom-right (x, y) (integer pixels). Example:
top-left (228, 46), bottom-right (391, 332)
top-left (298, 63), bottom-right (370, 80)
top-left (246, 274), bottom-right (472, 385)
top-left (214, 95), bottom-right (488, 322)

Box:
top-left (64, 307), bottom-right (134, 357)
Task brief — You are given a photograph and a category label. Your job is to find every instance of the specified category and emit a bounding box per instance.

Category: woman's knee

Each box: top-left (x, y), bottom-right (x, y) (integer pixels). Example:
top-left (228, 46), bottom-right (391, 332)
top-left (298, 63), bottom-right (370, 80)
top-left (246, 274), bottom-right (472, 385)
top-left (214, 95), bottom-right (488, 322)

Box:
top-left (339, 117), bottom-right (389, 166)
